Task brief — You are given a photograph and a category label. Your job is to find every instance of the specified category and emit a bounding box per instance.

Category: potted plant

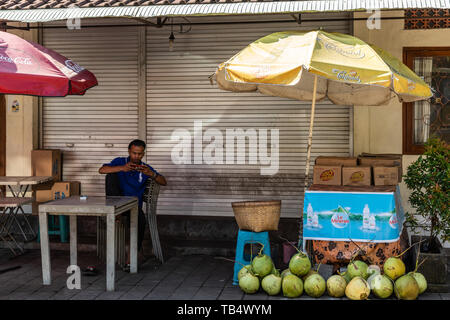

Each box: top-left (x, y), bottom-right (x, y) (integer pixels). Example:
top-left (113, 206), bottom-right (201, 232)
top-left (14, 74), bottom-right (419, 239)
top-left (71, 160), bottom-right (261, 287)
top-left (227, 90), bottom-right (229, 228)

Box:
top-left (403, 137), bottom-right (449, 290)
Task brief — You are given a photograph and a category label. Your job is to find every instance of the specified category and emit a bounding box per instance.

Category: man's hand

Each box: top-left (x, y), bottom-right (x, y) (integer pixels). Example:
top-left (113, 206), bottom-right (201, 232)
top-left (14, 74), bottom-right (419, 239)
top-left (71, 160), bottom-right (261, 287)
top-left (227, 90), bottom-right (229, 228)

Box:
top-left (122, 162), bottom-right (137, 172)
top-left (136, 165), bottom-right (156, 178)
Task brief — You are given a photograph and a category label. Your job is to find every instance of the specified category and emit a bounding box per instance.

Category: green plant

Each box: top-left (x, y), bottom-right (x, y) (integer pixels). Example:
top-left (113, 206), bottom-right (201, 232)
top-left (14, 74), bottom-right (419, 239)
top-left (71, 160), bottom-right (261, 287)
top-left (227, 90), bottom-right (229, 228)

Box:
top-left (403, 137), bottom-right (449, 251)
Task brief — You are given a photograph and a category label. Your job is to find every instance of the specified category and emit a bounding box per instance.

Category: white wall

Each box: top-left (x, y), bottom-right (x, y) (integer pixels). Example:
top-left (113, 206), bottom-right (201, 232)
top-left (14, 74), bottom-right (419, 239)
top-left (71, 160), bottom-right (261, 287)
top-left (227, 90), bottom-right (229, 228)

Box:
top-left (4, 24), bottom-right (39, 197)
top-left (353, 11), bottom-right (450, 248)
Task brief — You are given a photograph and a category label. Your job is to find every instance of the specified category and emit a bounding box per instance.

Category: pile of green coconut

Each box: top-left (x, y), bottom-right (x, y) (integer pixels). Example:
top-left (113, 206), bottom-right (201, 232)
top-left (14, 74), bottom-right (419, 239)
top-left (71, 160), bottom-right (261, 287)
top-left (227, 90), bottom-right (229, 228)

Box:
top-left (237, 244), bottom-right (427, 300)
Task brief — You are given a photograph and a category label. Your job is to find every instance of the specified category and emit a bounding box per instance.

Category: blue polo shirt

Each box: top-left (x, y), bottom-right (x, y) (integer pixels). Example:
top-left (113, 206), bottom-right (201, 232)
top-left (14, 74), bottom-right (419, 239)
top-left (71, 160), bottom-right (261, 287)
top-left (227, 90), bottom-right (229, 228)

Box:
top-left (104, 157), bottom-right (159, 208)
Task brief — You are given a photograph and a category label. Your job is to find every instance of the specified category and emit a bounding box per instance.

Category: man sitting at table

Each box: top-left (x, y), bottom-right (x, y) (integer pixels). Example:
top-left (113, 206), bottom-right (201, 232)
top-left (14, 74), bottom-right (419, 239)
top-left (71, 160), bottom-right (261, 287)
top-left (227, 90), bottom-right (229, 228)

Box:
top-left (98, 139), bottom-right (167, 270)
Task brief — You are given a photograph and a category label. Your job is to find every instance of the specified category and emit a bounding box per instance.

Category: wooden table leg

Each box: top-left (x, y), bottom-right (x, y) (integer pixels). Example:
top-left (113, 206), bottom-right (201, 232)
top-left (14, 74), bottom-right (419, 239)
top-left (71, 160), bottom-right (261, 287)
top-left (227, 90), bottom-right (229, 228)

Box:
top-left (69, 216), bottom-right (77, 267)
top-left (129, 206), bottom-right (138, 274)
top-left (106, 214), bottom-right (116, 291)
top-left (38, 212), bottom-right (51, 285)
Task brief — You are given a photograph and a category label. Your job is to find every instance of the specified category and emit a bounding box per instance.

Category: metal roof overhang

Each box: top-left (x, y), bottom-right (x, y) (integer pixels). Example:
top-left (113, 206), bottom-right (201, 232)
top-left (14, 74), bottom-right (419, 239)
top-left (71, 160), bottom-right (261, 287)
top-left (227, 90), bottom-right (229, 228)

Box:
top-left (0, 1), bottom-right (449, 23)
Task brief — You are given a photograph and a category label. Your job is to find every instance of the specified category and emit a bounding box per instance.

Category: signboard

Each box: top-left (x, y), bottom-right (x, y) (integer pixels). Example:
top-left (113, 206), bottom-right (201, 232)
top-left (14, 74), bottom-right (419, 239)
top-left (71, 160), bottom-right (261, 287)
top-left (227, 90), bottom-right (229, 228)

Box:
top-left (303, 187), bottom-right (404, 243)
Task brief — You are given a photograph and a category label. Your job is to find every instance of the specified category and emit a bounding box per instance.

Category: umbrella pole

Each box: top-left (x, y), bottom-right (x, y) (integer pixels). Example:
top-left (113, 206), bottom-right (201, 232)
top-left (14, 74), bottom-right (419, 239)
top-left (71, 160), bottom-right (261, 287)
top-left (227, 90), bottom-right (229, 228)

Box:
top-left (303, 74), bottom-right (318, 192)
top-left (300, 74), bottom-right (318, 258)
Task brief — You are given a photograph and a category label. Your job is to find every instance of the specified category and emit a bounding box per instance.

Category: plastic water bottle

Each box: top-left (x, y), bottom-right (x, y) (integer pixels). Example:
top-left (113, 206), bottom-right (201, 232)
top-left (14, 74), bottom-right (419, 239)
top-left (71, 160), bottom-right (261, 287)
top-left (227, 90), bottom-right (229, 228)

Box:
top-left (363, 204), bottom-right (370, 229)
top-left (312, 211), bottom-right (319, 227)
top-left (307, 203), bottom-right (313, 226)
top-left (369, 214), bottom-right (376, 230)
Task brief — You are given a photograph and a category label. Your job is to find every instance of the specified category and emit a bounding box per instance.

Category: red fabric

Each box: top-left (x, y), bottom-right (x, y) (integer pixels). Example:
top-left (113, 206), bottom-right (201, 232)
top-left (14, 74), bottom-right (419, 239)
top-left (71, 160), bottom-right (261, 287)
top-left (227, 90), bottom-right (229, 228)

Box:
top-left (0, 31), bottom-right (97, 96)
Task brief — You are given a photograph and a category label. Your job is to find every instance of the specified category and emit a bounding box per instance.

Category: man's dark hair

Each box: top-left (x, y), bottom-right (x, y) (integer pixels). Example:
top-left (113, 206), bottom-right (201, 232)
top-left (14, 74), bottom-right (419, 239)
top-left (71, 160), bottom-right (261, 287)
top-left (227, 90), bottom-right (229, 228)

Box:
top-left (128, 139), bottom-right (146, 150)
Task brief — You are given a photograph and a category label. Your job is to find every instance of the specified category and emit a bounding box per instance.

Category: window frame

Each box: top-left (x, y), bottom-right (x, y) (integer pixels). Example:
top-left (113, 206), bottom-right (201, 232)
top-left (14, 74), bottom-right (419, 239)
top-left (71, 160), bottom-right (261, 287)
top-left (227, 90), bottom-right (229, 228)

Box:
top-left (402, 47), bottom-right (450, 155)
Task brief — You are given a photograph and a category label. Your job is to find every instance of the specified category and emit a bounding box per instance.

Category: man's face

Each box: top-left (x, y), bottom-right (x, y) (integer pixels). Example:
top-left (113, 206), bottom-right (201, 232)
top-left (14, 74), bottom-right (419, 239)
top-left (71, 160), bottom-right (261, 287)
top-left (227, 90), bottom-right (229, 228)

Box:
top-left (128, 145), bottom-right (145, 164)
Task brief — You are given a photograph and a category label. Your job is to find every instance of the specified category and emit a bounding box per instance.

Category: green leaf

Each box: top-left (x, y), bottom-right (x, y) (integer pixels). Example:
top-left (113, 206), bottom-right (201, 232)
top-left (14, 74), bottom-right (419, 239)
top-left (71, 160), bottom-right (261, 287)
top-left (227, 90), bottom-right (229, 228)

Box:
top-left (403, 137), bottom-right (449, 243)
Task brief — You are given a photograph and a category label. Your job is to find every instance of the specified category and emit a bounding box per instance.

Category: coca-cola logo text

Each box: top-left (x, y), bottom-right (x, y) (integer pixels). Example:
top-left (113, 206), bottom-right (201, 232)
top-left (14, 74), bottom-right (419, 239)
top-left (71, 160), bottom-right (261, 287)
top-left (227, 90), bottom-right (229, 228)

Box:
top-left (0, 53), bottom-right (32, 65)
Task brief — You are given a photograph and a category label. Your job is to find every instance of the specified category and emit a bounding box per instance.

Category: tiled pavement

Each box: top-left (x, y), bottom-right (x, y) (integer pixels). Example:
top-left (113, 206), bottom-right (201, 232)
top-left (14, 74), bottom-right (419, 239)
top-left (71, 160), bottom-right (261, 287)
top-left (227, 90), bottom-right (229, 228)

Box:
top-left (0, 249), bottom-right (448, 300)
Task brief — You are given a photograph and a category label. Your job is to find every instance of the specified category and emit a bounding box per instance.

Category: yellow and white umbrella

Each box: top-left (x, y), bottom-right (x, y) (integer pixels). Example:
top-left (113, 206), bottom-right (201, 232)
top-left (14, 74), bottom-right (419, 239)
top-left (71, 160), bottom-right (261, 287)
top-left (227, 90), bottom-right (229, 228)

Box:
top-left (212, 30), bottom-right (433, 188)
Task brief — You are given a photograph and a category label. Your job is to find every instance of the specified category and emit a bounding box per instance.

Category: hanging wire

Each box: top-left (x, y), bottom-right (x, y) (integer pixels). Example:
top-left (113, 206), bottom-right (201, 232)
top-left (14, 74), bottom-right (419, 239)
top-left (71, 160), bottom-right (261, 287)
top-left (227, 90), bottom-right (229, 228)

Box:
top-left (168, 18), bottom-right (175, 52)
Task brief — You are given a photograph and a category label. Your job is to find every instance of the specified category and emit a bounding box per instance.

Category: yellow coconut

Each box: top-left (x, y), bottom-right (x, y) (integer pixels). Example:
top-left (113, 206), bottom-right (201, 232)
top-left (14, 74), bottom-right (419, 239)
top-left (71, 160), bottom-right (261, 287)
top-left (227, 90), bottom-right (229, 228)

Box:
top-left (394, 274), bottom-right (420, 300)
top-left (383, 257), bottom-right (406, 281)
top-left (345, 276), bottom-right (370, 300)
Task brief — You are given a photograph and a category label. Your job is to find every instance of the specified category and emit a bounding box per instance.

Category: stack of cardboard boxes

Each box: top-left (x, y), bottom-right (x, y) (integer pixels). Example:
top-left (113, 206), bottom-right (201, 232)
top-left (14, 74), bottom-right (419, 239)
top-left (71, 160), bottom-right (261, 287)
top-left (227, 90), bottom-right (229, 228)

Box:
top-left (312, 154), bottom-right (402, 187)
top-left (31, 149), bottom-right (80, 213)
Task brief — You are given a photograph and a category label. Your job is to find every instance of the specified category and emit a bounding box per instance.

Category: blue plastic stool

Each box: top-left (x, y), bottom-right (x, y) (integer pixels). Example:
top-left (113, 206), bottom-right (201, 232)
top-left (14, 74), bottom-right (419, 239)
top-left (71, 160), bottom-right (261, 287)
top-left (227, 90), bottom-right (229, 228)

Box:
top-left (37, 191), bottom-right (69, 243)
top-left (233, 230), bottom-right (271, 285)
top-left (37, 215), bottom-right (69, 243)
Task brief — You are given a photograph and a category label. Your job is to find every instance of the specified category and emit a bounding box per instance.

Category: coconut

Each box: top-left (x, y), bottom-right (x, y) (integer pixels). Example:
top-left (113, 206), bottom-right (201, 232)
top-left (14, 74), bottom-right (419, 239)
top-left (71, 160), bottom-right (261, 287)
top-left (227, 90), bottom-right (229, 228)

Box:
top-left (326, 275), bottom-right (347, 298)
top-left (394, 274), bottom-right (419, 300)
top-left (408, 272), bottom-right (427, 294)
top-left (289, 252), bottom-right (311, 277)
top-left (261, 274), bottom-right (282, 296)
top-left (238, 265), bottom-right (252, 281)
top-left (239, 272), bottom-right (260, 294)
top-left (301, 269), bottom-right (318, 282)
top-left (367, 273), bottom-right (377, 289)
top-left (347, 260), bottom-right (369, 280)
top-left (383, 256), bottom-right (406, 281)
top-left (251, 254), bottom-right (273, 278)
top-left (270, 266), bottom-right (281, 277)
top-left (367, 265), bottom-right (381, 277)
top-left (281, 274), bottom-right (303, 298)
top-left (340, 271), bottom-right (352, 284)
top-left (304, 273), bottom-right (326, 298)
top-left (281, 268), bottom-right (293, 278)
top-left (366, 265), bottom-right (381, 288)
top-left (405, 240), bottom-right (427, 295)
top-left (345, 276), bottom-right (370, 300)
top-left (370, 274), bottom-right (393, 299)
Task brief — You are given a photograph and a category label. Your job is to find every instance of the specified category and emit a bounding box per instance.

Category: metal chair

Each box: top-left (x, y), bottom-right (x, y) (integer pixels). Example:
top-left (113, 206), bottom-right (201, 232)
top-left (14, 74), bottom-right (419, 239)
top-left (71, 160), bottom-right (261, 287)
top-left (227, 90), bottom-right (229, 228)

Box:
top-left (143, 178), bottom-right (164, 263)
top-left (97, 175), bottom-right (164, 266)
top-left (0, 198), bottom-right (30, 256)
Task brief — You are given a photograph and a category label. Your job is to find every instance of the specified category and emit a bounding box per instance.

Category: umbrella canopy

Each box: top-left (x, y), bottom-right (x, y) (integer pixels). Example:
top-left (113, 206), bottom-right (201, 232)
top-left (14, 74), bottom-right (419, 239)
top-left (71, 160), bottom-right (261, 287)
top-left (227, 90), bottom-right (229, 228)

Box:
top-left (214, 30), bottom-right (432, 106)
top-left (212, 30), bottom-right (433, 191)
top-left (0, 31), bottom-right (97, 97)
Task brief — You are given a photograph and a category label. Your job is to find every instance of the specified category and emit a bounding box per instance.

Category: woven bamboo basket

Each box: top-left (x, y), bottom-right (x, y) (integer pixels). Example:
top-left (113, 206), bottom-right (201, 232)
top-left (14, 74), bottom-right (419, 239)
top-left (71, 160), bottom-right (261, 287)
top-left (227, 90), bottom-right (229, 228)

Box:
top-left (231, 200), bottom-right (281, 232)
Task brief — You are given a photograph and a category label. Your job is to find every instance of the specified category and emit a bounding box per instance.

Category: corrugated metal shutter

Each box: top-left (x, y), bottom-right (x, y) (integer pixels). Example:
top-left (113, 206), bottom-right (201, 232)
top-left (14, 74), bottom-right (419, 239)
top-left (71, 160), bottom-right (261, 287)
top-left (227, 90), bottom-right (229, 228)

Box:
top-left (146, 13), bottom-right (352, 218)
top-left (42, 19), bottom-right (139, 196)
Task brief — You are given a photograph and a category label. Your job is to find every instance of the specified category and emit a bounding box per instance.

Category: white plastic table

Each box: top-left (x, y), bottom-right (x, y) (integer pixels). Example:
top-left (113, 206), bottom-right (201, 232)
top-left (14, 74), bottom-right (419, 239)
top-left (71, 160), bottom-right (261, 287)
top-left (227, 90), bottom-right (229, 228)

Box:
top-left (38, 196), bottom-right (139, 291)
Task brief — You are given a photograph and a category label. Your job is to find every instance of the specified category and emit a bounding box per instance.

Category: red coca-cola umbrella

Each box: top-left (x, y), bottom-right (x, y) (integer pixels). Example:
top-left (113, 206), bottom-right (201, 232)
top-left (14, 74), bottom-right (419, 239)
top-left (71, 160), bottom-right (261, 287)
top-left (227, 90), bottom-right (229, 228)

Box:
top-left (0, 31), bottom-right (97, 96)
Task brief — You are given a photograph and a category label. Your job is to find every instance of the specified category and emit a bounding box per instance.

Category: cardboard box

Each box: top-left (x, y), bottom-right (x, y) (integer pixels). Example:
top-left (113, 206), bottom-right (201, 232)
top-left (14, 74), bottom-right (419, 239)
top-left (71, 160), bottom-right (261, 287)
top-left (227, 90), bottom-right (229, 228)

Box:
top-left (358, 156), bottom-right (401, 167)
top-left (358, 156), bottom-right (403, 182)
top-left (31, 149), bottom-right (62, 181)
top-left (315, 156), bottom-right (358, 167)
top-left (52, 181), bottom-right (80, 199)
top-left (313, 165), bottom-right (342, 185)
top-left (358, 155), bottom-right (402, 182)
top-left (373, 167), bottom-right (398, 186)
top-left (360, 153), bottom-right (402, 159)
top-left (35, 181), bottom-right (80, 203)
top-left (342, 166), bottom-right (371, 186)
top-left (35, 184), bottom-right (53, 202)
